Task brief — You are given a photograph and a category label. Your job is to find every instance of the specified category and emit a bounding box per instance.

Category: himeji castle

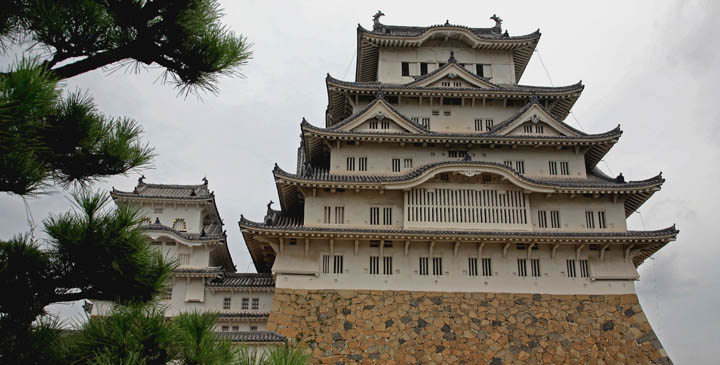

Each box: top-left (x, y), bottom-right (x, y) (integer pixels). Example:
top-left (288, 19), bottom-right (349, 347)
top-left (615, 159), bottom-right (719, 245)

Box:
top-left (99, 12), bottom-right (677, 364)
top-left (238, 13), bottom-right (677, 364)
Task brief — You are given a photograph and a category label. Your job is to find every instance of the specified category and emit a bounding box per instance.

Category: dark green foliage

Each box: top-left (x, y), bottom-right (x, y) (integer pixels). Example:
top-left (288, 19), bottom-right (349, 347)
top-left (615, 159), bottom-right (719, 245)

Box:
top-left (0, 59), bottom-right (155, 195)
top-left (45, 190), bottom-right (176, 304)
top-left (265, 342), bottom-right (312, 365)
top-left (2, 0), bottom-right (252, 94)
top-left (173, 311), bottom-right (236, 365)
top-left (70, 303), bottom-right (177, 365)
top-left (0, 191), bottom-right (176, 363)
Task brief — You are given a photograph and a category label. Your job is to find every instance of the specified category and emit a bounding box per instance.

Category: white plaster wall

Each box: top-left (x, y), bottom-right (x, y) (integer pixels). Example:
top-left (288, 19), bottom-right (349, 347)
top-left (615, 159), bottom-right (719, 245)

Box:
top-left (329, 143), bottom-right (587, 179)
top-left (377, 47), bottom-right (515, 84)
top-left (215, 322), bottom-right (267, 332)
top-left (164, 280), bottom-right (273, 315)
top-left (530, 195), bottom-right (628, 232)
top-left (353, 99), bottom-right (522, 134)
top-left (273, 240), bottom-right (639, 295)
top-left (304, 190), bottom-right (404, 228)
top-left (149, 241), bottom-right (210, 268)
top-left (136, 203), bottom-right (204, 233)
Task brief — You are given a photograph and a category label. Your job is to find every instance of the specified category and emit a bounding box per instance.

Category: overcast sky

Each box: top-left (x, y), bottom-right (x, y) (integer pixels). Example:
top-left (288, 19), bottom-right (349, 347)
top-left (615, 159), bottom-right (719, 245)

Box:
top-left (1, 1), bottom-right (718, 363)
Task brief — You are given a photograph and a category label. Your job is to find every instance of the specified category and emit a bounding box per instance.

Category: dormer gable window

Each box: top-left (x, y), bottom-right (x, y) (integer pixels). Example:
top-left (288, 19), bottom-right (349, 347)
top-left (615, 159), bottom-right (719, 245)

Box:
top-left (172, 218), bottom-right (187, 232)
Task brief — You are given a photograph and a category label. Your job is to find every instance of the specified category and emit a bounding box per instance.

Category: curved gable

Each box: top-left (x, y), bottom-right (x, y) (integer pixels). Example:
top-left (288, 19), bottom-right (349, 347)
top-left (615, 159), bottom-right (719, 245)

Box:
top-left (493, 103), bottom-right (583, 137)
top-left (407, 63), bottom-right (497, 89)
top-left (334, 98), bottom-right (429, 134)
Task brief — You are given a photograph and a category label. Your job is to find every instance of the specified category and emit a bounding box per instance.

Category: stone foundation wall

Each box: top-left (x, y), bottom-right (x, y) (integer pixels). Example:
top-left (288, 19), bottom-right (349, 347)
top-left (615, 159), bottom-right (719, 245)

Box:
top-left (267, 289), bottom-right (671, 364)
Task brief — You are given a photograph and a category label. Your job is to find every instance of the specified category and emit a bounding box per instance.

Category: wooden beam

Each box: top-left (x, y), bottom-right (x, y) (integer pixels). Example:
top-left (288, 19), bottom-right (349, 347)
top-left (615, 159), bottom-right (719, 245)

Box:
top-left (429, 241), bottom-right (435, 257)
top-left (404, 240), bottom-right (410, 256)
top-left (551, 243), bottom-right (560, 258)
top-left (624, 244), bottom-right (634, 262)
top-left (503, 242), bottom-right (511, 258)
top-left (453, 241), bottom-right (460, 257)
top-left (478, 242), bottom-right (486, 259)
top-left (527, 243), bottom-right (535, 259)
top-left (576, 244), bottom-right (585, 261)
top-left (354, 239), bottom-right (359, 256)
top-left (600, 243), bottom-right (610, 261)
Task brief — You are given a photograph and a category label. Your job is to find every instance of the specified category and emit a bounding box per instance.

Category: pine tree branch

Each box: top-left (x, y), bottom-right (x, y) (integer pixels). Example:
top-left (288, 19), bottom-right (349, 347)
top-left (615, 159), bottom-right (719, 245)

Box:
top-left (49, 45), bottom-right (135, 80)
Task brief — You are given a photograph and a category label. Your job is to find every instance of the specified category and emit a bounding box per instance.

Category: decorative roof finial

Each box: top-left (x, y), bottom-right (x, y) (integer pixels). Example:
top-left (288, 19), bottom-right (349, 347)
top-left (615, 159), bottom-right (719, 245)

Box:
top-left (376, 87), bottom-right (385, 100)
top-left (372, 10), bottom-right (385, 31)
top-left (154, 217), bottom-right (160, 224)
top-left (615, 173), bottom-right (626, 184)
top-left (448, 50), bottom-right (457, 64)
top-left (445, 19), bottom-right (450, 26)
top-left (202, 176), bottom-right (208, 185)
top-left (138, 175), bottom-right (146, 185)
top-left (490, 14), bottom-right (503, 31)
top-left (267, 200), bottom-right (274, 211)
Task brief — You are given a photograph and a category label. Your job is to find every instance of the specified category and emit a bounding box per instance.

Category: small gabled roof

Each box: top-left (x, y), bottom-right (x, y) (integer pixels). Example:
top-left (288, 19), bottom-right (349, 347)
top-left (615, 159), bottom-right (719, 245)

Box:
top-left (216, 331), bottom-right (286, 344)
top-left (112, 177), bottom-right (212, 200)
top-left (490, 97), bottom-right (586, 137)
top-left (326, 94), bottom-right (431, 133)
top-left (404, 60), bottom-right (498, 89)
top-left (209, 273), bottom-right (275, 289)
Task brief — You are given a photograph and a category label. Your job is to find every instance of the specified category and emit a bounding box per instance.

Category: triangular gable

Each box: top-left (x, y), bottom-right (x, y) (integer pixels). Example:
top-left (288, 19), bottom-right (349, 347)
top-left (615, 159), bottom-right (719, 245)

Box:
top-left (335, 99), bottom-right (428, 134)
top-left (493, 103), bottom-right (582, 137)
top-left (407, 63), bottom-right (497, 89)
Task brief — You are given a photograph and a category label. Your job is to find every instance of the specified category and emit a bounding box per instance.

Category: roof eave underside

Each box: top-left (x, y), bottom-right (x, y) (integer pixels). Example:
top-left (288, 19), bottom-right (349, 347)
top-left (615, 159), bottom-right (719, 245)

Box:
top-left (240, 221), bottom-right (677, 268)
top-left (355, 28), bottom-right (540, 83)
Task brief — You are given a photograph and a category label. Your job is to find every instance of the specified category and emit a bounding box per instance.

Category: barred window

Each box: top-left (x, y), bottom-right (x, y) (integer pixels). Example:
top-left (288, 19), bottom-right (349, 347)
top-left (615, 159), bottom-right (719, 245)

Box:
top-left (419, 257), bottom-right (429, 275)
top-left (323, 206), bottom-right (331, 224)
top-left (421, 117), bottom-right (431, 129)
top-left (515, 161), bottom-right (525, 174)
top-left (517, 259), bottom-right (527, 277)
top-left (358, 157), bottom-right (367, 171)
top-left (370, 207), bottom-right (380, 225)
top-left (432, 257), bottom-right (443, 276)
top-left (482, 258), bottom-right (493, 276)
top-left (523, 124), bottom-right (533, 133)
top-left (448, 150), bottom-right (467, 158)
top-left (369, 120), bottom-right (378, 129)
top-left (370, 256), bottom-right (379, 275)
top-left (242, 298), bottom-right (249, 310)
top-left (252, 298), bottom-right (259, 310)
top-left (468, 258), bottom-right (478, 276)
top-left (383, 256), bottom-right (393, 275)
top-left (598, 211), bottom-right (607, 229)
top-left (538, 210), bottom-right (548, 228)
top-left (383, 207), bottom-right (392, 225)
top-left (346, 157), bottom-right (355, 171)
top-left (334, 207), bottom-right (344, 224)
top-left (322, 255), bottom-right (330, 273)
top-left (585, 211), bottom-right (595, 229)
top-left (404, 158), bottom-right (413, 169)
top-left (567, 260), bottom-right (577, 278)
top-left (178, 253), bottom-right (191, 265)
top-left (333, 255), bottom-right (343, 274)
top-left (530, 259), bottom-right (541, 277)
top-left (485, 119), bottom-right (494, 130)
top-left (392, 158), bottom-right (400, 172)
top-left (222, 326), bottom-right (229, 332)
top-left (223, 297), bottom-right (231, 309)
top-left (504, 160), bottom-right (513, 168)
top-left (232, 326), bottom-right (239, 331)
top-left (474, 119), bottom-right (482, 131)
top-left (250, 326), bottom-right (257, 331)
top-left (548, 161), bottom-right (558, 175)
top-left (381, 120), bottom-right (390, 129)
top-left (443, 110), bottom-right (451, 116)
top-left (550, 211), bottom-right (561, 228)
top-left (535, 125), bottom-right (544, 133)
top-left (173, 218), bottom-right (186, 232)
top-left (162, 287), bottom-right (172, 300)
top-left (580, 260), bottom-right (589, 277)
top-left (560, 161), bottom-right (570, 175)
top-left (432, 110), bottom-right (440, 116)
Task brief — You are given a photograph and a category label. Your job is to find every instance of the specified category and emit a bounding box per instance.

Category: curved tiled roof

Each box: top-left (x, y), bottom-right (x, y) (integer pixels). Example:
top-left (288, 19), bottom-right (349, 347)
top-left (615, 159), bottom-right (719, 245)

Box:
top-left (358, 23), bottom-right (541, 41)
top-left (217, 312), bottom-right (270, 320)
top-left (112, 182), bottom-right (212, 200)
top-left (141, 223), bottom-right (226, 241)
top-left (324, 97), bottom-right (431, 133)
top-left (216, 331), bottom-right (286, 343)
top-left (274, 161), bottom-right (663, 191)
top-left (209, 273), bottom-right (275, 288)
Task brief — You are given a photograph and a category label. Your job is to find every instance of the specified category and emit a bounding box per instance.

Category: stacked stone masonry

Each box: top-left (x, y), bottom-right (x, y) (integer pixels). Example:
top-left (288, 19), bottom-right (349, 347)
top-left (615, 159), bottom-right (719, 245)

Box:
top-left (267, 289), bottom-right (671, 364)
